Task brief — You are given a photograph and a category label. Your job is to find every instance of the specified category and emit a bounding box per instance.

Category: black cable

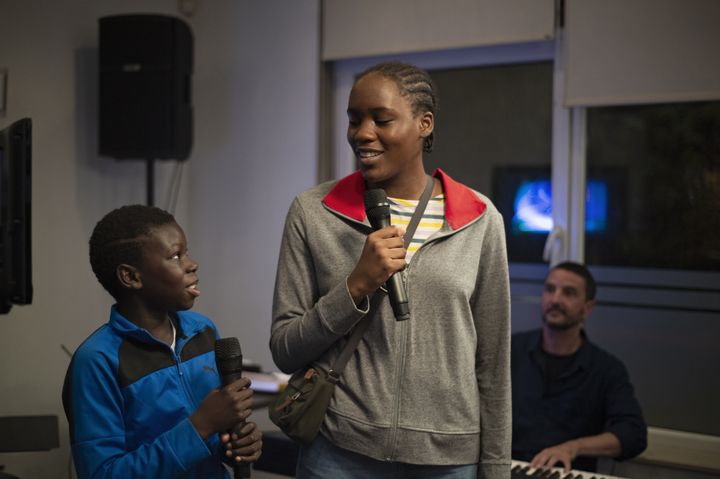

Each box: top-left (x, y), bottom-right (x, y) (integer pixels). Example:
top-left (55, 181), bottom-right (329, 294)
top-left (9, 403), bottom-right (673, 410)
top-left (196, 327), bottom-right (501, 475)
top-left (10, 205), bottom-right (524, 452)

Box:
top-left (165, 161), bottom-right (184, 214)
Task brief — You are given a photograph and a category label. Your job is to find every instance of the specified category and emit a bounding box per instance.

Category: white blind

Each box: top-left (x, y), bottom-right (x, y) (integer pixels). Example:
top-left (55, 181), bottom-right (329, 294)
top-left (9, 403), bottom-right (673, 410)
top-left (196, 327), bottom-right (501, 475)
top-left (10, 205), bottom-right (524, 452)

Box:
top-left (565, 0), bottom-right (720, 106)
top-left (322, 0), bottom-right (554, 61)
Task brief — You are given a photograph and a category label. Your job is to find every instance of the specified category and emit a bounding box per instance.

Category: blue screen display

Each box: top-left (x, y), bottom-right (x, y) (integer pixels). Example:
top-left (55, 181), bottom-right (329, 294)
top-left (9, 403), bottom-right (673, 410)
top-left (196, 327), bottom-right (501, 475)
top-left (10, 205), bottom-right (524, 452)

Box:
top-left (512, 179), bottom-right (608, 234)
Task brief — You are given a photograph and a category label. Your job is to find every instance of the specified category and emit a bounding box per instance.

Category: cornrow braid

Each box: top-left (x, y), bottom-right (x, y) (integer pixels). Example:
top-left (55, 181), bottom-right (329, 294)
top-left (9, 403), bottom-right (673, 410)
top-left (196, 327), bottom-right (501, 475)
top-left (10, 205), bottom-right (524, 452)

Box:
top-left (356, 61), bottom-right (438, 152)
top-left (89, 204), bottom-right (176, 299)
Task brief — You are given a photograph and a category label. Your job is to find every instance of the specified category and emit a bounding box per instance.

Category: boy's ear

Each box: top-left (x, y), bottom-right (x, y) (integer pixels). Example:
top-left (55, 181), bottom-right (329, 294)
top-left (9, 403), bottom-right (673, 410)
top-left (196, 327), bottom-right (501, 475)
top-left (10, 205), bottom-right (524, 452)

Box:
top-left (116, 264), bottom-right (142, 290)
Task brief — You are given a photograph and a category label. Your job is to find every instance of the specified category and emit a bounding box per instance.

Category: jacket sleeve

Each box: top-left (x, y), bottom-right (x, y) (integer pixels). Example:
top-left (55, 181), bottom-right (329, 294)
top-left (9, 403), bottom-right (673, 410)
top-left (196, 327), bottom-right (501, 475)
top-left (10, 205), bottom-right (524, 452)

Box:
top-left (65, 349), bottom-right (220, 479)
top-left (471, 206), bottom-right (512, 479)
top-left (603, 358), bottom-right (648, 460)
top-left (270, 197), bottom-right (370, 373)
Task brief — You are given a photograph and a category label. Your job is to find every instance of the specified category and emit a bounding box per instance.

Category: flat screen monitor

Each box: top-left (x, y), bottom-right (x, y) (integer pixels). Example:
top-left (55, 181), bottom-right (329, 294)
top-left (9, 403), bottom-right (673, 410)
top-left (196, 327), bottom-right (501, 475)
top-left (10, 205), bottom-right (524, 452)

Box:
top-left (0, 118), bottom-right (32, 314)
top-left (493, 166), bottom-right (625, 263)
top-left (511, 178), bottom-right (608, 234)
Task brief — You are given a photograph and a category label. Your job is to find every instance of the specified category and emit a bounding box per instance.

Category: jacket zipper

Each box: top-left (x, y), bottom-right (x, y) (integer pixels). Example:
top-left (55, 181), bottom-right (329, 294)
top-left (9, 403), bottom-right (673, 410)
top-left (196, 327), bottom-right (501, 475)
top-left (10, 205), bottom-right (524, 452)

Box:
top-left (382, 236), bottom-right (430, 460)
top-left (171, 340), bottom-right (200, 409)
top-left (343, 216), bottom-right (479, 459)
top-left (386, 300), bottom-right (409, 461)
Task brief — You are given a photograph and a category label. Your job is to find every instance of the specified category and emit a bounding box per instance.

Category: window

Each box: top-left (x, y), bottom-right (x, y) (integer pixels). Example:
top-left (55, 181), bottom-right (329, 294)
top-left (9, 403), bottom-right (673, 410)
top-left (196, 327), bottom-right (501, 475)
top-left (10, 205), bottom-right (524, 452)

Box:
top-left (585, 101), bottom-right (720, 271)
top-left (425, 63), bottom-right (553, 264)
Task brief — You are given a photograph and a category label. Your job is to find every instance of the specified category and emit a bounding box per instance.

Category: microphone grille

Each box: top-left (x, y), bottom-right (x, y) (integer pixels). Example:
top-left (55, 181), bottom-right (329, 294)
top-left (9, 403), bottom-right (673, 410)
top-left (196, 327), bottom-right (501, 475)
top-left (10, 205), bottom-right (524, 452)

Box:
top-left (363, 188), bottom-right (388, 212)
top-left (215, 337), bottom-right (242, 360)
top-left (364, 189), bottom-right (390, 229)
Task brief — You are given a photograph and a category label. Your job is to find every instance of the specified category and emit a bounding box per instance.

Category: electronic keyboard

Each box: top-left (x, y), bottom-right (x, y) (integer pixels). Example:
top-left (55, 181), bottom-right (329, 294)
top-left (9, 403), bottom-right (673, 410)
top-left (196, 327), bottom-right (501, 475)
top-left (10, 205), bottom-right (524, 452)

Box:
top-left (511, 459), bottom-right (628, 479)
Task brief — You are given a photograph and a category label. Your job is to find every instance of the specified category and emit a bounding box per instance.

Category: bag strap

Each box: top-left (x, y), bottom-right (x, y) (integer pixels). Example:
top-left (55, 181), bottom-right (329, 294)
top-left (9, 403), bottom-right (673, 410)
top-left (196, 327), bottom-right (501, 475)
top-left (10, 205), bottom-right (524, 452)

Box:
top-left (330, 175), bottom-right (435, 377)
top-left (402, 175), bottom-right (435, 249)
top-left (329, 292), bottom-right (384, 378)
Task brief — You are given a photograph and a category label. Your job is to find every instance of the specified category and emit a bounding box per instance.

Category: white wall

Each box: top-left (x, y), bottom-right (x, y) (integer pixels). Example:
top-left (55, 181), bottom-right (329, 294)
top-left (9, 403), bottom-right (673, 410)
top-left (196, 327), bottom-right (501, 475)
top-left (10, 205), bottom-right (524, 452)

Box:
top-left (0, 0), bottom-right (318, 477)
top-left (187, 0), bottom-right (319, 372)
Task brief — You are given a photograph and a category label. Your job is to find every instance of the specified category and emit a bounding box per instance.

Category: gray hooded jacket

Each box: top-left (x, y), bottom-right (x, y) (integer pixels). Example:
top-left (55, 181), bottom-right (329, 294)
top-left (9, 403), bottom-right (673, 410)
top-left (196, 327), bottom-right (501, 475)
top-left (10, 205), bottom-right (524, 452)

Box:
top-left (271, 169), bottom-right (511, 479)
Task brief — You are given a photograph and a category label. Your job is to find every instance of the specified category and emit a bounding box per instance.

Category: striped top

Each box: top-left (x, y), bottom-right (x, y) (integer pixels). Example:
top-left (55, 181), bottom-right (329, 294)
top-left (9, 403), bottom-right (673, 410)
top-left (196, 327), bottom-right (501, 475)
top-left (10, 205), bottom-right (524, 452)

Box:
top-left (388, 194), bottom-right (446, 263)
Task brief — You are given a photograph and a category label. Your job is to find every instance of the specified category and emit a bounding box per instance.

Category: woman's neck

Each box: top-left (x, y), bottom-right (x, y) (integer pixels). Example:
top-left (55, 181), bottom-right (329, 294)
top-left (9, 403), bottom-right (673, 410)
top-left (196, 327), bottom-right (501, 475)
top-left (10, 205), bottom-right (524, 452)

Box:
top-left (374, 167), bottom-right (430, 200)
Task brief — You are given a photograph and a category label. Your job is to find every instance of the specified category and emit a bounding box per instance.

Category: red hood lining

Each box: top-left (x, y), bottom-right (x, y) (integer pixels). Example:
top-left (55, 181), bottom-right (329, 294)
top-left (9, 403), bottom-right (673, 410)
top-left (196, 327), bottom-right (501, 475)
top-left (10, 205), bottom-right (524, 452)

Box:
top-left (322, 168), bottom-right (486, 230)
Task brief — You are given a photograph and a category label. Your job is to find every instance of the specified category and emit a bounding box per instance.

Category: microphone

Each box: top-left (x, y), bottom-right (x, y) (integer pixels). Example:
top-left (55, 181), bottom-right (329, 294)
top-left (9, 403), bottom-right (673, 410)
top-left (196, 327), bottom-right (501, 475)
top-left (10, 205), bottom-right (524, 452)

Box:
top-left (215, 337), bottom-right (251, 478)
top-left (363, 189), bottom-right (410, 321)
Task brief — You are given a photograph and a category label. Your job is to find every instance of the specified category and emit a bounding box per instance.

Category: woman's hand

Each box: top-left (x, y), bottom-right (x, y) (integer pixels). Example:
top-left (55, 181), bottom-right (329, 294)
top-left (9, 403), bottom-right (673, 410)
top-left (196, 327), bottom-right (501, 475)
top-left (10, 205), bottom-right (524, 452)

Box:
top-left (347, 226), bottom-right (406, 304)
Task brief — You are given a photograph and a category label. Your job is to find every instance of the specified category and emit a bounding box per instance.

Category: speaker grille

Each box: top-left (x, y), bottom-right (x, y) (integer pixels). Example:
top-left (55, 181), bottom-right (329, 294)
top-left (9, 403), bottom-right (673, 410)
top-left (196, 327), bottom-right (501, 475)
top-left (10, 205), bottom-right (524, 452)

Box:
top-left (98, 15), bottom-right (192, 160)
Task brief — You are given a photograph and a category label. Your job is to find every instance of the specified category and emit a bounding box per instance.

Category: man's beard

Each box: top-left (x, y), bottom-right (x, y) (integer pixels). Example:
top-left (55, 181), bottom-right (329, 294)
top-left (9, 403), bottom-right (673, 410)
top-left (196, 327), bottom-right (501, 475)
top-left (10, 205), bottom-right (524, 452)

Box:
top-left (542, 306), bottom-right (584, 331)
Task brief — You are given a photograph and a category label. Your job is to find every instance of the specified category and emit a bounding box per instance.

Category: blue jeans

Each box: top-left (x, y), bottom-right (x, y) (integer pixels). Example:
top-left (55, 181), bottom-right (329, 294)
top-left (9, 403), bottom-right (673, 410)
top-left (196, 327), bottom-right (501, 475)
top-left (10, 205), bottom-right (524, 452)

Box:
top-left (296, 434), bottom-right (478, 479)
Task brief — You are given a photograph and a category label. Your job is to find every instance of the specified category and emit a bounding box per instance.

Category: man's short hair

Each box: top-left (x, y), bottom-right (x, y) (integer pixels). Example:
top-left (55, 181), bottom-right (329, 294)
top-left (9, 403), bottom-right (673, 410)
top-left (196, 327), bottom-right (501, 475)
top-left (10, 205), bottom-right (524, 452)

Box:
top-left (551, 261), bottom-right (597, 301)
top-left (89, 205), bottom-right (176, 299)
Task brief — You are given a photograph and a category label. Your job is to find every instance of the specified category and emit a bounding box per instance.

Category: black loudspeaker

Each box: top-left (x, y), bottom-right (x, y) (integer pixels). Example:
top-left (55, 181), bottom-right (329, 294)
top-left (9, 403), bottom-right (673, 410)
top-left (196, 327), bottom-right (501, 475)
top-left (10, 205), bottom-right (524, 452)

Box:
top-left (99, 14), bottom-right (193, 160)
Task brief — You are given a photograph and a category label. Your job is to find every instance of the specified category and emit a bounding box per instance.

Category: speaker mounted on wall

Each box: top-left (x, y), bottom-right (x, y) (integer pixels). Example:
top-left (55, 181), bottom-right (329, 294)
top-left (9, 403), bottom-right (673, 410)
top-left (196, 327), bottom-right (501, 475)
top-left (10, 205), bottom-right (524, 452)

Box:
top-left (99, 14), bottom-right (193, 161)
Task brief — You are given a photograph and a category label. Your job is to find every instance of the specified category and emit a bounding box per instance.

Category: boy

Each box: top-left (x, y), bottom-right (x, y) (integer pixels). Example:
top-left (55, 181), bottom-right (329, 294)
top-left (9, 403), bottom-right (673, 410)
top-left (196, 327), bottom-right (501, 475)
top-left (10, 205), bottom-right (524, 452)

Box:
top-left (62, 205), bottom-right (262, 478)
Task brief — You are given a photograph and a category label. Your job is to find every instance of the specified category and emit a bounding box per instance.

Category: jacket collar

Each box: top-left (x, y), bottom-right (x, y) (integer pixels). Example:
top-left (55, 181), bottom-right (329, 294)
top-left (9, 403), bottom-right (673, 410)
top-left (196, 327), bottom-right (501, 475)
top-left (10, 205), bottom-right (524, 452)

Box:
top-left (109, 305), bottom-right (198, 344)
top-left (322, 168), bottom-right (486, 230)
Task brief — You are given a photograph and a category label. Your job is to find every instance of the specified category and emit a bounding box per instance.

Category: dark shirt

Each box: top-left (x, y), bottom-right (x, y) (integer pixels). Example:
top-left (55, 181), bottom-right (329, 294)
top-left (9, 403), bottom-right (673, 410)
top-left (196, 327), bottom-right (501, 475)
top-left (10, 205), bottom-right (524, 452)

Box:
top-left (541, 349), bottom-right (577, 384)
top-left (511, 329), bottom-right (647, 472)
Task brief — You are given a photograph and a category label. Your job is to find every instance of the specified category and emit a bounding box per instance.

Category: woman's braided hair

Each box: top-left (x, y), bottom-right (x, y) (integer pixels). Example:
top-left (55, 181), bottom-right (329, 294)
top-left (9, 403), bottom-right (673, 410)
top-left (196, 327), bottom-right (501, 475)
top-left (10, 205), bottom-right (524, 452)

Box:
top-left (356, 61), bottom-right (438, 152)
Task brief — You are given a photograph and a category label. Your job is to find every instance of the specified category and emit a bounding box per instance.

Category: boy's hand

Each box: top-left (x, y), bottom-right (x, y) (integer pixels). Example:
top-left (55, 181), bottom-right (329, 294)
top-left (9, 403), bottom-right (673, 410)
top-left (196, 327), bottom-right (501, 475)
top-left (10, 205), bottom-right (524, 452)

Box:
top-left (190, 377), bottom-right (253, 439)
top-left (221, 421), bottom-right (262, 464)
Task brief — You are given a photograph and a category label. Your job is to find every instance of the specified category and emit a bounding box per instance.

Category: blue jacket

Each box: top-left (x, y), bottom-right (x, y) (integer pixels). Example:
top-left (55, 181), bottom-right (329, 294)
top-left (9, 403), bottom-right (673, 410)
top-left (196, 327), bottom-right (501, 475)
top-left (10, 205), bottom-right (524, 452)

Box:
top-left (62, 306), bottom-right (229, 479)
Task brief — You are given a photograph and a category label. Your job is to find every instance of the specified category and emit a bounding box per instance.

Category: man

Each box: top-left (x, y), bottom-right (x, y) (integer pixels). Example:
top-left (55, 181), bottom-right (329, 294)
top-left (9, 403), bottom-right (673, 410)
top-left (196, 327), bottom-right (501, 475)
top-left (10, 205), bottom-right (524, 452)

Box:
top-left (511, 261), bottom-right (647, 473)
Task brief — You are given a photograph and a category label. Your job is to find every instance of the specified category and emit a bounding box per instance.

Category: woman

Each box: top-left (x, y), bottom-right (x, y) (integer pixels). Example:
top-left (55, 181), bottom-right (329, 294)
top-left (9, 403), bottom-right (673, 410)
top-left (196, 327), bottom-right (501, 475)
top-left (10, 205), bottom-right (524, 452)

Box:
top-left (271, 61), bottom-right (511, 479)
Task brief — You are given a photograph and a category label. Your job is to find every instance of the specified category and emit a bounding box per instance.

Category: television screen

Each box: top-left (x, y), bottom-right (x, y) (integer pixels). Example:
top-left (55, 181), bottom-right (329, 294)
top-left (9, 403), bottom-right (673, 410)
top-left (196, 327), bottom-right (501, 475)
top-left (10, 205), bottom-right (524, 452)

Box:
top-left (493, 166), bottom-right (625, 263)
top-left (512, 178), bottom-right (608, 234)
top-left (0, 118), bottom-right (32, 314)
top-left (511, 178), bottom-right (552, 233)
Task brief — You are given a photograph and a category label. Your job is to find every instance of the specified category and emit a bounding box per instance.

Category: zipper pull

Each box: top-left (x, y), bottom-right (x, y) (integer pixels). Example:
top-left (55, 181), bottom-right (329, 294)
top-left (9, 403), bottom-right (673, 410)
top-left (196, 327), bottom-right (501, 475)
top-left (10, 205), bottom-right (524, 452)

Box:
top-left (274, 391), bottom-right (301, 412)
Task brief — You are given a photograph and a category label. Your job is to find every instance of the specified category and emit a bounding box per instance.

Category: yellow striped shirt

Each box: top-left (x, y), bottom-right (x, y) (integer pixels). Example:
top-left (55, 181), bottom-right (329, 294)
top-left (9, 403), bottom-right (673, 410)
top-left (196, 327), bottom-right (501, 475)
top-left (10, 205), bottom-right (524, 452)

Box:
top-left (388, 195), bottom-right (445, 263)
